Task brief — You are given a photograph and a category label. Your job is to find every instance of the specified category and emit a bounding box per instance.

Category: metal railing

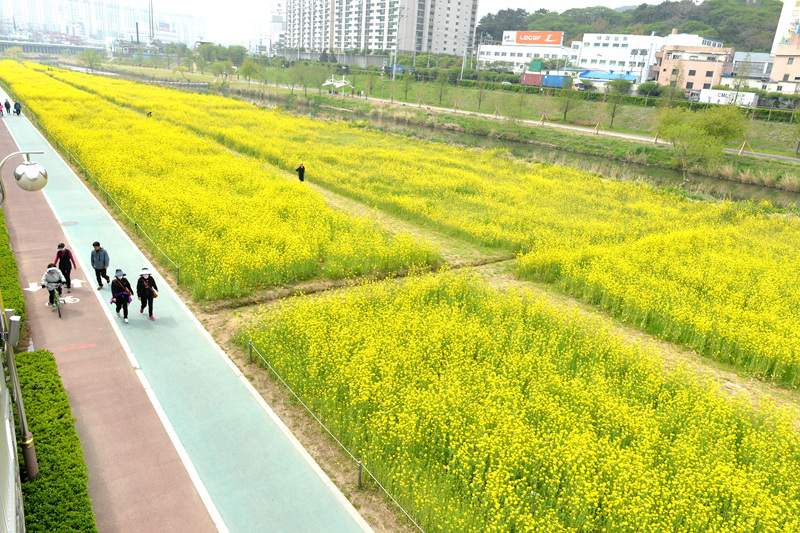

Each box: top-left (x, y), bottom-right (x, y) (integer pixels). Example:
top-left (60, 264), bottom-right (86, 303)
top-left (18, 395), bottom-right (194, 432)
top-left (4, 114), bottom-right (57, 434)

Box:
top-left (0, 82), bottom-right (182, 284)
top-left (248, 341), bottom-right (425, 533)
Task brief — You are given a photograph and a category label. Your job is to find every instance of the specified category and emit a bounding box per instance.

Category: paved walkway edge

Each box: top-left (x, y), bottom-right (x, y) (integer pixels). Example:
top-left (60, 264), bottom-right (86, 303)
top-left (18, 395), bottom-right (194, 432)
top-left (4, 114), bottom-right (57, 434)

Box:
top-left (9, 96), bottom-right (372, 532)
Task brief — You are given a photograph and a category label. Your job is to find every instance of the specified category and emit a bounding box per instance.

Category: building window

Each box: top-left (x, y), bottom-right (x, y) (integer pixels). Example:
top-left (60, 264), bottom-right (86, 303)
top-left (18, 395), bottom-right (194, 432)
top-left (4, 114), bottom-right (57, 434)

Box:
top-left (789, 58), bottom-right (795, 65)
top-left (686, 82), bottom-right (694, 89)
top-left (581, 59), bottom-right (587, 64)
top-left (778, 85), bottom-right (784, 91)
top-left (602, 43), bottom-right (609, 47)
top-left (613, 43), bottom-right (619, 48)
top-left (705, 70), bottom-right (713, 77)
top-left (762, 84), bottom-right (768, 89)
top-left (599, 60), bottom-right (606, 65)
top-left (688, 70), bottom-right (696, 76)
top-left (590, 59), bottom-right (597, 64)
top-left (610, 60), bottom-right (616, 65)
top-left (594, 43), bottom-right (600, 47)
top-left (703, 83), bottom-right (710, 89)
top-left (621, 44), bottom-right (628, 48)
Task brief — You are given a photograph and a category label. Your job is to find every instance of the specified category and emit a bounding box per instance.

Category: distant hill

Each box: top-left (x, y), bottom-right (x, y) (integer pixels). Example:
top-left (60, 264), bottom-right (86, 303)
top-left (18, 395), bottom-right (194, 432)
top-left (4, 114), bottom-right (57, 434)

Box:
top-left (477, 0), bottom-right (783, 52)
top-left (614, 5), bottom-right (642, 12)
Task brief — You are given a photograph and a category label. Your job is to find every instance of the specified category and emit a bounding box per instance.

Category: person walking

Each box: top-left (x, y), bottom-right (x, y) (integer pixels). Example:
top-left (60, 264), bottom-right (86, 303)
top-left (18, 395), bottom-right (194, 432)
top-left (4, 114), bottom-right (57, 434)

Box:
top-left (3, 100), bottom-right (10, 115)
top-left (41, 263), bottom-right (66, 309)
top-left (54, 243), bottom-right (77, 293)
top-left (295, 163), bottom-right (305, 182)
top-left (110, 269), bottom-right (133, 324)
top-left (91, 241), bottom-right (110, 289)
top-left (136, 268), bottom-right (158, 320)
top-left (13, 101), bottom-right (20, 116)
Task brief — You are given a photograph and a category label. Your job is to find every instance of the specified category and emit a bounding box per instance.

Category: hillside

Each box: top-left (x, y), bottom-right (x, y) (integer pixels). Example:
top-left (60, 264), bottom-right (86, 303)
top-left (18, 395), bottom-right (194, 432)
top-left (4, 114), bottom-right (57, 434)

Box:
top-left (477, 0), bottom-right (783, 52)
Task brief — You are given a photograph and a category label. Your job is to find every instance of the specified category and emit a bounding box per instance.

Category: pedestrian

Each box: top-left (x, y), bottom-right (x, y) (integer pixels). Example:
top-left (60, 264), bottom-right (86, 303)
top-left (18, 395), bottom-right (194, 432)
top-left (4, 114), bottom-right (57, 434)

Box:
top-left (136, 268), bottom-right (159, 320)
top-left (110, 269), bottom-right (133, 324)
top-left (295, 163), bottom-right (305, 182)
top-left (13, 101), bottom-right (20, 116)
top-left (40, 263), bottom-right (66, 308)
top-left (54, 243), bottom-right (77, 293)
top-left (3, 100), bottom-right (10, 115)
top-left (90, 241), bottom-right (110, 289)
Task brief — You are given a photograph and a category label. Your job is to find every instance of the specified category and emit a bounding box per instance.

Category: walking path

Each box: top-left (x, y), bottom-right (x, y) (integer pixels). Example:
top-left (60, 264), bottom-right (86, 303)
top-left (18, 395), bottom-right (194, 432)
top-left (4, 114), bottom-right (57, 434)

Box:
top-left (0, 95), bottom-right (372, 532)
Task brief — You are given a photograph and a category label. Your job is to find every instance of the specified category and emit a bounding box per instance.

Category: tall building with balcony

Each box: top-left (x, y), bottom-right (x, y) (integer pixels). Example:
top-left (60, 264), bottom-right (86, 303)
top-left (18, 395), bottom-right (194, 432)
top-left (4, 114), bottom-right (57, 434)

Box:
top-left (285, 0), bottom-right (478, 55)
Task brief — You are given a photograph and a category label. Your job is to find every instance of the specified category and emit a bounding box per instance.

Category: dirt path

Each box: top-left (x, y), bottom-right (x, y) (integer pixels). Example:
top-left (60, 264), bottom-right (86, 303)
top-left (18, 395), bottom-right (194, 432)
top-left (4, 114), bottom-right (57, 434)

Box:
top-left (307, 181), bottom-right (512, 266)
top-left (468, 261), bottom-right (800, 428)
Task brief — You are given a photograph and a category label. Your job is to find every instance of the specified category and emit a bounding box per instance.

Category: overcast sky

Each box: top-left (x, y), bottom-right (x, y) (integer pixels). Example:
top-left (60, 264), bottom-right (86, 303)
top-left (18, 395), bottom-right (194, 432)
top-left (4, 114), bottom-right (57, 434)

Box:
top-left (150, 0), bottom-right (650, 44)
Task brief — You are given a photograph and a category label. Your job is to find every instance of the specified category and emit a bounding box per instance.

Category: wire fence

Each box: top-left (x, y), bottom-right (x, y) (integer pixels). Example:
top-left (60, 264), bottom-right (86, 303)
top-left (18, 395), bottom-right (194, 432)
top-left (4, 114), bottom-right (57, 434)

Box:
top-left (0, 81), bottom-right (182, 285)
top-left (248, 341), bottom-right (426, 533)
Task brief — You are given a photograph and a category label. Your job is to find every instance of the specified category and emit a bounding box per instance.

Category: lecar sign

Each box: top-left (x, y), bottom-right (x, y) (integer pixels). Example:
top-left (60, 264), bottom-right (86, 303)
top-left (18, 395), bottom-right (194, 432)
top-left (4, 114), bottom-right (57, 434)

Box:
top-left (502, 31), bottom-right (564, 46)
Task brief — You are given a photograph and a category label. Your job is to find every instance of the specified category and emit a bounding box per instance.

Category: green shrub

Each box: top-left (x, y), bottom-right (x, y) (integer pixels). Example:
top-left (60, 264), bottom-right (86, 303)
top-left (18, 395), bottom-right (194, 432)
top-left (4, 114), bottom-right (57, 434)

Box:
top-left (0, 216), bottom-right (24, 318)
top-left (16, 350), bottom-right (97, 532)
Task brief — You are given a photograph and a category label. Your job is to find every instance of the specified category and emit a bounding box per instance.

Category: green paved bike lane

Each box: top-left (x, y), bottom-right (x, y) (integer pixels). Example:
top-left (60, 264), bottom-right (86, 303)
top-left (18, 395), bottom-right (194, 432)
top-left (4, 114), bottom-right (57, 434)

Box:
top-left (5, 102), bottom-right (372, 533)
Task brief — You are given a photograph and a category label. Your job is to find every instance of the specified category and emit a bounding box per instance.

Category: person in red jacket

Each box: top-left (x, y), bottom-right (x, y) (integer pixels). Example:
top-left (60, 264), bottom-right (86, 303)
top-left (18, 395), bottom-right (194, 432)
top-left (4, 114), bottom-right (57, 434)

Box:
top-left (54, 243), bottom-right (77, 293)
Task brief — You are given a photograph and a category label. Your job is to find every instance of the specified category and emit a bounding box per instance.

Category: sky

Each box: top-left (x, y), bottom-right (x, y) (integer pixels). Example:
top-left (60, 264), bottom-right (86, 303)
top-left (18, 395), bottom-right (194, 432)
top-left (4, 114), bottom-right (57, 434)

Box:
top-left (149, 0), bottom-right (652, 44)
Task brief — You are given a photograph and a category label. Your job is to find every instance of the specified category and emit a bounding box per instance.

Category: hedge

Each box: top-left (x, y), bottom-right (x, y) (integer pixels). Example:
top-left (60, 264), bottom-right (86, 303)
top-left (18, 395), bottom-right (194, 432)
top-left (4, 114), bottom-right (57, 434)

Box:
top-left (15, 350), bottom-right (97, 532)
top-left (0, 216), bottom-right (24, 318)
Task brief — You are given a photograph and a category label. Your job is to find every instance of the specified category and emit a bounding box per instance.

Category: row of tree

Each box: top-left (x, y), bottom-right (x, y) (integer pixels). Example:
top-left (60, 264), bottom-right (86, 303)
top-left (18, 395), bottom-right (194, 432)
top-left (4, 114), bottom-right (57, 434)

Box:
top-left (477, 0), bottom-right (782, 53)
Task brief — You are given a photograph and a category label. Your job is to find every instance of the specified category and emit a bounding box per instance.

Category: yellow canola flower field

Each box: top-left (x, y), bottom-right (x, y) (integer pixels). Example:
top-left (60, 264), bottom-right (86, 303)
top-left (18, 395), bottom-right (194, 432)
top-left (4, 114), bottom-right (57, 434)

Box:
top-left (43, 66), bottom-right (800, 386)
top-left (239, 272), bottom-right (800, 533)
top-left (0, 62), bottom-right (438, 298)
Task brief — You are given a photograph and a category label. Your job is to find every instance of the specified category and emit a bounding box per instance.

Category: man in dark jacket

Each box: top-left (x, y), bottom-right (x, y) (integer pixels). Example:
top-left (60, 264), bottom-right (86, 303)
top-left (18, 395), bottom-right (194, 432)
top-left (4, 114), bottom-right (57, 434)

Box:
top-left (296, 163), bottom-right (305, 182)
top-left (13, 101), bottom-right (20, 116)
top-left (90, 241), bottom-right (110, 289)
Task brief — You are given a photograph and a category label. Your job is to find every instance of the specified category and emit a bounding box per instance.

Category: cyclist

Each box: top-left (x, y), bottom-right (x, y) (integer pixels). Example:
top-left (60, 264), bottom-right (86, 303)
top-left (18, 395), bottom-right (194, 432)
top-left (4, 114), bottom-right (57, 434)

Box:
top-left (41, 263), bottom-right (66, 309)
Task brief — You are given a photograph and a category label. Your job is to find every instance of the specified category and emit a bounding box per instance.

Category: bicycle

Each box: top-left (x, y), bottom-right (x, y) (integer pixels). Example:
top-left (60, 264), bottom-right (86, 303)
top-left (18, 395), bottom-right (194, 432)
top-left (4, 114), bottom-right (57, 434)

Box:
top-left (44, 282), bottom-right (64, 318)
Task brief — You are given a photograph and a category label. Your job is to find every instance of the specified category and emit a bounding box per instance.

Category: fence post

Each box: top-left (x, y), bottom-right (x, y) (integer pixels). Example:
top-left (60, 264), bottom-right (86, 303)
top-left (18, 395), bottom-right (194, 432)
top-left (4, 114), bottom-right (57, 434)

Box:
top-left (134, 221), bottom-right (138, 235)
top-left (248, 341), bottom-right (253, 364)
top-left (177, 265), bottom-right (180, 286)
top-left (357, 460), bottom-right (363, 489)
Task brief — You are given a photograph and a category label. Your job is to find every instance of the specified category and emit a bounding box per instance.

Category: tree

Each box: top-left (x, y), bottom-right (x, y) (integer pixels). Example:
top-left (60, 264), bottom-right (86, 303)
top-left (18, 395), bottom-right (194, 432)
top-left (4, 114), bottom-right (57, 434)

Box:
top-left (556, 78), bottom-right (581, 121)
top-left (289, 63), bottom-right (311, 96)
top-left (5, 46), bottom-right (22, 60)
top-left (476, 8), bottom-right (530, 41)
top-left (477, 71), bottom-right (489, 110)
top-left (654, 107), bottom-right (727, 180)
top-left (637, 81), bottom-right (664, 103)
top-left (239, 60), bottom-right (259, 84)
top-left (436, 71), bottom-right (448, 104)
top-left (227, 45), bottom-right (247, 67)
top-left (606, 78), bottom-right (632, 128)
top-left (196, 56), bottom-right (208, 75)
top-left (401, 73), bottom-right (414, 100)
top-left (78, 49), bottom-right (104, 72)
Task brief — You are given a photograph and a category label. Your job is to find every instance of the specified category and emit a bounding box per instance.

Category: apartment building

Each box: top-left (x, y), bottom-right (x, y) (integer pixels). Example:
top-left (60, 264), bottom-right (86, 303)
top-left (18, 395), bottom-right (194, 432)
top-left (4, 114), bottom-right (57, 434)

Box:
top-left (285, 0), bottom-right (478, 55)
top-left (477, 31), bottom-right (574, 72)
top-left (654, 30), bottom-right (734, 90)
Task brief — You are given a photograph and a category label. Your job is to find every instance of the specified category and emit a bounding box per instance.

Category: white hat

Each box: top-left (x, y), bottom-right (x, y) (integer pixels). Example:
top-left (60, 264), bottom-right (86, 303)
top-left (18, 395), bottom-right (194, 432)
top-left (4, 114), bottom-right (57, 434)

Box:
top-left (140, 268), bottom-right (152, 276)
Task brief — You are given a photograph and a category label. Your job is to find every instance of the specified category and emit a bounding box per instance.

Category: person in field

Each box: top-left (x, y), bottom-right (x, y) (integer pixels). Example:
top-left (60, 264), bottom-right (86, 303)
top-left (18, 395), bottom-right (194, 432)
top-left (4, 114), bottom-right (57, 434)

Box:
top-left (296, 163), bottom-right (305, 182)
top-left (136, 268), bottom-right (159, 321)
top-left (13, 101), bottom-right (20, 116)
top-left (3, 100), bottom-right (9, 115)
top-left (54, 243), bottom-right (77, 293)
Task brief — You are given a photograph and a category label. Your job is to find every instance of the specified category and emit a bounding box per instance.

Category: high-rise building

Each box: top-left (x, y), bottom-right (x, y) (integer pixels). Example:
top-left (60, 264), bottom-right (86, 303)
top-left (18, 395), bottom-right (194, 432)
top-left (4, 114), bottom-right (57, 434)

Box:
top-left (285, 0), bottom-right (478, 56)
top-left (0, 0), bottom-right (205, 45)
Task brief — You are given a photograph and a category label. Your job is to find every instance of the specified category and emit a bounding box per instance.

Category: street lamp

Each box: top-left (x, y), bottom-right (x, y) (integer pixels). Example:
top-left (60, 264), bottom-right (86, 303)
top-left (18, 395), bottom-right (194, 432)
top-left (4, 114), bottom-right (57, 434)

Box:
top-left (0, 150), bottom-right (48, 480)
